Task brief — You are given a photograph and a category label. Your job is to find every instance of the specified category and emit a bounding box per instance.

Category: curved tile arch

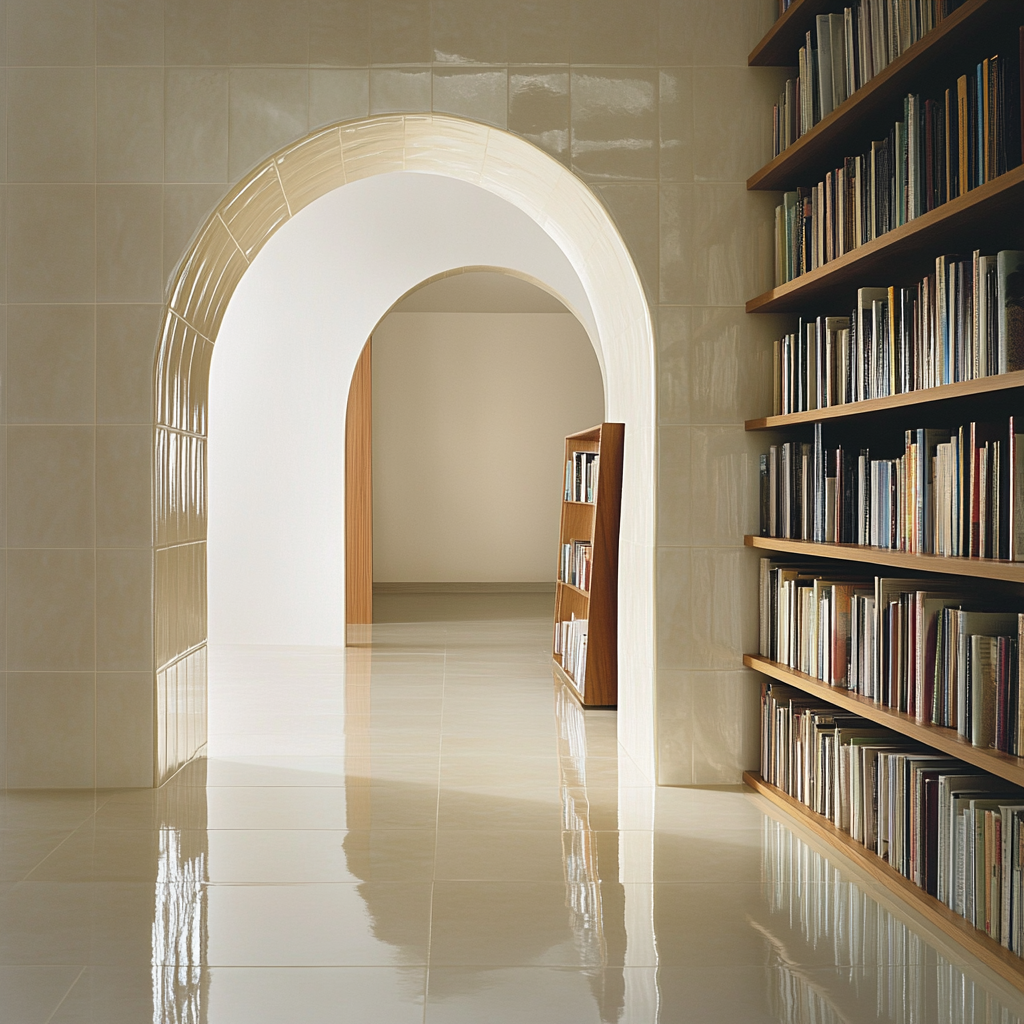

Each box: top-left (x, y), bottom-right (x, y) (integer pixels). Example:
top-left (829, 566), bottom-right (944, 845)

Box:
top-left (154, 114), bottom-right (656, 785)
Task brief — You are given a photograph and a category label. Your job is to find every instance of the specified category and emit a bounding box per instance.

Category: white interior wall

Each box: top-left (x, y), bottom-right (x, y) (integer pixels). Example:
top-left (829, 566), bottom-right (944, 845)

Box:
top-left (372, 310), bottom-right (604, 583)
top-left (207, 172), bottom-right (599, 648)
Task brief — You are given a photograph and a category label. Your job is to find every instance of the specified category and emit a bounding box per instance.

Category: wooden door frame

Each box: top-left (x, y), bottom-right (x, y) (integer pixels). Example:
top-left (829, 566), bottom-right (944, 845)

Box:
top-left (345, 339), bottom-right (373, 632)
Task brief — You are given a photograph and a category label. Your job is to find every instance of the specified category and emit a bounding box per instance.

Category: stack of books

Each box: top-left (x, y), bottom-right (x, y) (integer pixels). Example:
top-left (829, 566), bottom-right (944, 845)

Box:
top-left (761, 679), bottom-right (1024, 949)
top-left (774, 51), bottom-right (1022, 286)
top-left (773, 1), bottom-right (959, 155)
top-left (758, 558), bottom-right (1024, 753)
top-left (554, 615), bottom-right (588, 688)
top-left (559, 539), bottom-right (593, 591)
top-left (564, 451), bottom-right (600, 503)
top-left (772, 250), bottom-right (1024, 415)
top-left (759, 416), bottom-right (1024, 561)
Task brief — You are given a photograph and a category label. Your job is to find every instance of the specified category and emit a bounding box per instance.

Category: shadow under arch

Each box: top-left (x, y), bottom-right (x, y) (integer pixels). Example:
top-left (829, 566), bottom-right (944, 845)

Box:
top-left (153, 114), bottom-right (656, 786)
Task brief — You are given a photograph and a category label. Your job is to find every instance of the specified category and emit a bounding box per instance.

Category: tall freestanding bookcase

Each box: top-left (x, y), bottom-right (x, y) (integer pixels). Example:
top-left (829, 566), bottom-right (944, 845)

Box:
top-left (742, 0), bottom-right (1024, 989)
top-left (552, 423), bottom-right (624, 708)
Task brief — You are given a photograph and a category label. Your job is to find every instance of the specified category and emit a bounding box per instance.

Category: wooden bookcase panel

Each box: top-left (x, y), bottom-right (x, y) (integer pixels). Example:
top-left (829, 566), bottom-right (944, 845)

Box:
top-left (552, 423), bottom-right (623, 708)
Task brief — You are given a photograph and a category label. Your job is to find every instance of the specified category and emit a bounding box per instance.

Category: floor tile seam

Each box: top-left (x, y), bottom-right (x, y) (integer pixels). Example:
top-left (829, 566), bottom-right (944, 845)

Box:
top-left (40, 964), bottom-right (86, 1024)
top-left (18, 823), bottom-right (98, 884)
top-left (425, 636), bottom-right (448, 972)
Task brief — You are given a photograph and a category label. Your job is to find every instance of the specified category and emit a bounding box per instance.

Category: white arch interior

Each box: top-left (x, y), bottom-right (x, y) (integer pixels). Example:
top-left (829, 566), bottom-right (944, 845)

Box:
top-left (208, 168), bottom-right (654, 779)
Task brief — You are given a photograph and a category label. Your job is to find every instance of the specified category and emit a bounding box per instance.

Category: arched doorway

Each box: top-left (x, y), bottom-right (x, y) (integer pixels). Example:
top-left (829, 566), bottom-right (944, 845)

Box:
top-left (155, 115), bottom-right (656, 785)
top-left (343, 267), bottom-right (607, 633)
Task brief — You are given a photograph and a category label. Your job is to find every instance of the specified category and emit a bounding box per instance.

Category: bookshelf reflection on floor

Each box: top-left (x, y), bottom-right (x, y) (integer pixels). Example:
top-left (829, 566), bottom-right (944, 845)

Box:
top-left (554, 682), bottom-right (628, 1024)
top-left (761, 817), bottom-right (1024, 1024)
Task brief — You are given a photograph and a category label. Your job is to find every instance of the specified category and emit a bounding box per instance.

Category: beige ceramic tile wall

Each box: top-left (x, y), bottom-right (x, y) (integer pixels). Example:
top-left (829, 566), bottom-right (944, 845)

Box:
top-left (1, 0), bottom-right (791, 787)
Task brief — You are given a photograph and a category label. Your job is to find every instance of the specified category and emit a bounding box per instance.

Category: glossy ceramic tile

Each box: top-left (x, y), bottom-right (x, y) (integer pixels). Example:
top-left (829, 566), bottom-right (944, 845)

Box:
top-left (164, 69), bottom-right (230, 185)
top-left (96, 68), bottom-right (164, 183)
top-left (309, 69), bottom-right (371, 128)
top-left (7, 0), bottom-right (95, 66)
top-left (1, 606), bottom-right (1024, 1020)
top-left (5, 551), bottom-right (95, 672)
top-left (227, 69), bottom-right (309, 182)
top-left (6, 305), bottom-right (95, 425)
top-left (96, 185), bottom-right (163, 303)
top-left (95, 304), bottom-right (161, 425)
top-left (432, 69), bottom-right (508, 128)
top-left (7, 69), bottom-right (95, 183)
top-left (309, 0), bottom-right (371, 66)
top-left (96, 0), bottom-right (164, 66)
top-left (6, 185), bottom-right (95, 303)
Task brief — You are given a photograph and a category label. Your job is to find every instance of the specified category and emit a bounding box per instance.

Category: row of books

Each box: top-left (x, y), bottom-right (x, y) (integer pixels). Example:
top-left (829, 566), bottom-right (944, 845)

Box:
top-left (761, 679), bottom-right (1024, 950)
top-left (564, 451), bottom-right (599, 503)
top-left (559, 539), bottom-right (593, 592)
top-left (774, 51), bottom-right (1022, 286)
top-left (759, 558), bottom-right (1024, 754)
top-left (759, 416), bottom-right (1024, 560)
top-left (772, 251), bottom-right (1024, 415)
top-left (555, 615), bottom-right (588, 688)
top-left (774, 0), bottom-right (954, 155)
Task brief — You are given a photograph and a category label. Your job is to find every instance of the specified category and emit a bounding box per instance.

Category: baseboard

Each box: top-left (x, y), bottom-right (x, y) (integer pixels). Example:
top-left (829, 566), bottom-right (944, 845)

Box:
top-left (373, 582), bottom-right (555, 595)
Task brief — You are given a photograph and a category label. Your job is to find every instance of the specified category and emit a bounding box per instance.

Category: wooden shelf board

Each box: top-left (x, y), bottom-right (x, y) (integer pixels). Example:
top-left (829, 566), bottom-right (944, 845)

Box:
top-left (557, 580), bottom-right (591, 599)
top-left (743, 769), bottom-right (1024, 991)
top-left (743, 653), bottom-right (1024, 787)
top-left (747, 0), bottom-right (1011, 190)
top-left (748, 0), bottom-right (834, 67)
top-left (745, 370), bottom-right (1024, 430)
top-left (744, 534), bottom-right (1024, 584)
top-left (746, 165), bottom-right (1024, 314)
top-left (563, 500), bottom-right (596, 508)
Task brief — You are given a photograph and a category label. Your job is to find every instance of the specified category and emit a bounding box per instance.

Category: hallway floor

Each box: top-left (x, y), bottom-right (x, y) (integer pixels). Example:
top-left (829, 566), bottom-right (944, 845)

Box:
top-left (2, 594), bottom-right (1024, 1022)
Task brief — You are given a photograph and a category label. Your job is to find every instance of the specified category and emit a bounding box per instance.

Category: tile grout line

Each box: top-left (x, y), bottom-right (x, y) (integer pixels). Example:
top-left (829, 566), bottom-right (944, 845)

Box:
top-left (41, 964), bottom-right (87, 1024)
top-left (424, 616), bottom-right (448, 1021)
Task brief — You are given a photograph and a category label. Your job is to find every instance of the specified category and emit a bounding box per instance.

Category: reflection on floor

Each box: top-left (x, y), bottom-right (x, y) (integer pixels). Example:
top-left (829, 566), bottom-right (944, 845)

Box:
top-left (2, 594), bottom-right (1024, 1021)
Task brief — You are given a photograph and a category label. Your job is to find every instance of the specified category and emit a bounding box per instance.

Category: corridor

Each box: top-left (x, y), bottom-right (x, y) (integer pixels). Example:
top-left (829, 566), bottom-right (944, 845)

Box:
top-left (0, 595), bottom-right (1022, 1022)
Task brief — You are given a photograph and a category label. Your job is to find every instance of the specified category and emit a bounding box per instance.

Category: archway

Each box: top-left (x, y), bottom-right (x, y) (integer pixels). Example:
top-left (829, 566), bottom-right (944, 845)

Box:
top-left (155, 115), bottom-right (656, 785)
top-left (343, 267), bottom-right (607, 631)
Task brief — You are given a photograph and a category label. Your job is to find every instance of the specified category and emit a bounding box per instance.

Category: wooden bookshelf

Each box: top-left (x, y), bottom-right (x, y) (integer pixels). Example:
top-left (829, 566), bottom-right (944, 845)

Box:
top-left (748, 0), bottom-right (1019, 191)
top-left (745, 653), bottom-right (1024, 786)
top-left (744, 534), bottom-right (1024, 584)
top-left (745, 369), bottom-right (1024, 430)
top-left (552, 423), bottom-right (623, 708)
top-left (743, 769), bottom-right (1024, 991)
top-left (747, 164), bottom-right (1024, 314)
top-left (742, 1), bottom-right (1024, 978)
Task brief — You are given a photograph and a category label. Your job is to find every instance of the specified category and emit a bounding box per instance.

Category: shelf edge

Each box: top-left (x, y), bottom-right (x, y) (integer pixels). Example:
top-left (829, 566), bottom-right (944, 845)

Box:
top-left (744, 370), bottom-right (1024, 430)
top-left (746, 165), bottom-right (1024, 314)
top-left (743, 653), bottom-right (1024, 787)
top-left (743, 535), bottom-right (1024, 584)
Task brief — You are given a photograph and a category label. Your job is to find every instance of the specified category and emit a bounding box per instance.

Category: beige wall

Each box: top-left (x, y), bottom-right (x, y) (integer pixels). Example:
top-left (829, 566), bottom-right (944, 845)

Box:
top-left (372, 311), bottom-right (604, 584)
top-left (0, 0), bottom-right (790, 787)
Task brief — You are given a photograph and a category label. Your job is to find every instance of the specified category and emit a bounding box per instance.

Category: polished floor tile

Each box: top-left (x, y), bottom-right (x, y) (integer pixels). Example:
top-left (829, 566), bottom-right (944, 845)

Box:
top-left (2, 595), bottom-right (1024, 1021)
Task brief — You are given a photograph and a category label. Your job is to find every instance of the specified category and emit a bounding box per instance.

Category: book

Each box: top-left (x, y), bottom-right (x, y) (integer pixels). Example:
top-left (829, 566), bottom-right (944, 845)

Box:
top-left (998, 250), bottom-right (1024, 373)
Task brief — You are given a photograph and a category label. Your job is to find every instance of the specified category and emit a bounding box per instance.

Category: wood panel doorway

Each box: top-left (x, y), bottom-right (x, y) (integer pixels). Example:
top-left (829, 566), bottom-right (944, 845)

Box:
top-left (345, 340), bottom-right (373, 635)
